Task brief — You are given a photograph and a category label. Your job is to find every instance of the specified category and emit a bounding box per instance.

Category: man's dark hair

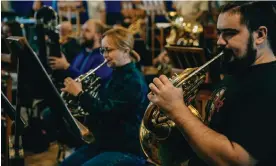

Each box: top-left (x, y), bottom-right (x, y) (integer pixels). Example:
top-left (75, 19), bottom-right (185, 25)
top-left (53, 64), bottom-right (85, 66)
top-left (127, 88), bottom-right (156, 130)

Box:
top-left (220, 1), bottom-right (276, 54)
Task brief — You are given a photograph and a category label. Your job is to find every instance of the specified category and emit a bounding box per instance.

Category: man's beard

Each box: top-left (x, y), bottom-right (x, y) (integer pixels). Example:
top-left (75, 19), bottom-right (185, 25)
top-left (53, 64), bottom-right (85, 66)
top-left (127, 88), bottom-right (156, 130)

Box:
top-left (81, 38), bottom-right (95, 49)
top-left (220, 36), bottom-right (257, 76)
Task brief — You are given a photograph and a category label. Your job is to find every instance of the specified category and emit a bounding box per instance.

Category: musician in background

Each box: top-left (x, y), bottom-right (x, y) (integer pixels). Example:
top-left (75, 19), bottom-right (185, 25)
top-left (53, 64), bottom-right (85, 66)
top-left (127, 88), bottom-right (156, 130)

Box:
top-left (29, 0), bottom-right (43, 18)
top-left (41, 19), bottom-right (112, 146)
top-left (86, 0), bottom-right (106, 24)
top-left (60, 27), bottom-right (148, 166)
top-left (172, 1), bottom-right (208, 22)
top-left (48, 19), bottom-right (112, 83)
top-left (152, 50), bottom-right (170, 66)
top-left (1, 21), bottom-right (23, 38)
top-left (58, 21), bottom-right (81, 63)
top-left (1, 21), bottom-right (22, 69)
top-left (1, 21), bottom-right (23, 98)
top-left (148, 1), bottom-right (276, 165)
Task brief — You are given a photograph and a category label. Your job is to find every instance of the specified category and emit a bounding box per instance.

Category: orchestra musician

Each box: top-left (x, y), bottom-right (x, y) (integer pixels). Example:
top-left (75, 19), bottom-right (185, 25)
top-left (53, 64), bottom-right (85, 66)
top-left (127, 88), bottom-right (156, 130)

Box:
top-left (58, 21), bottom-right (81, 63)
top-left (147, 1), bottom-right (276, 166)
top-left (41, 19), bottom-right (112, 146)
top-left (48, 19), bottom-right (112, 82)
top-left (60, 27), bottom-right (149, 166)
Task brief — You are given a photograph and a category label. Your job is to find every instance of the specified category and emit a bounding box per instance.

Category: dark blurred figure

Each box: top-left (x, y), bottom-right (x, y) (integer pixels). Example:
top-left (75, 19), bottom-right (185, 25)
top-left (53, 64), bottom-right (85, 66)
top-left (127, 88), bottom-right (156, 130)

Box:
top-left (58, 21), bottom-right (81, 63)
top-left (41, 19), bottom-right (112, 147)
top-left (1, 21), bottom-right (23, 72)
top-left (29, 0), bottom-right (43, 18)
top-left (1, 21), bottom-right (23, 37)
top-left (105, 1), bottom-right (124, 26)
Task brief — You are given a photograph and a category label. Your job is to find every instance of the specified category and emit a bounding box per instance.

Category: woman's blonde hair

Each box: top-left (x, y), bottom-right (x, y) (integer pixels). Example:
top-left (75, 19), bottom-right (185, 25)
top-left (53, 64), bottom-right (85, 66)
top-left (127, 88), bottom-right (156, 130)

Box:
top-left (102, 27), bottom-right (140, 62)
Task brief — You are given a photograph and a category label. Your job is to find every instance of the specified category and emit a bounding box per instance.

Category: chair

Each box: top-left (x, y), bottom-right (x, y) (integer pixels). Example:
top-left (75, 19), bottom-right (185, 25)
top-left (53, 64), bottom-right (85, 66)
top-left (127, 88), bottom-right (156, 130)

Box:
top-left (56, 143), bottom-right (66, 163)
top-left (57, 1), bottom-right (85, 37)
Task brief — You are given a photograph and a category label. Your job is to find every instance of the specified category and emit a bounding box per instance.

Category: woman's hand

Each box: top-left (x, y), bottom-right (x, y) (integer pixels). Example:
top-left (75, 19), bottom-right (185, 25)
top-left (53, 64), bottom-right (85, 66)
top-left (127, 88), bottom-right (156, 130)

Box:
top-left (61, 77), bottom-right (83, 96)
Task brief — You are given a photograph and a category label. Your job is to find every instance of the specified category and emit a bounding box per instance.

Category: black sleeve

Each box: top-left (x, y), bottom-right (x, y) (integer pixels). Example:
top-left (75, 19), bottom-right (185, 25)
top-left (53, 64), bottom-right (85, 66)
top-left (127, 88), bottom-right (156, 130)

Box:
top-left (78, 80), bottom-right (145, 116)
top-left (225, 90), bottom-right (276, 161)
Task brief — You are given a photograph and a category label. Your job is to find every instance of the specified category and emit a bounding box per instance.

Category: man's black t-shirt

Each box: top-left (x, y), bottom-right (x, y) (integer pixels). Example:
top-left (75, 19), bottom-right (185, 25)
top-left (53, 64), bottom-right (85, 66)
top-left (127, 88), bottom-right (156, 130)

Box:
top-left (190, 61), bottom-right (276, 166)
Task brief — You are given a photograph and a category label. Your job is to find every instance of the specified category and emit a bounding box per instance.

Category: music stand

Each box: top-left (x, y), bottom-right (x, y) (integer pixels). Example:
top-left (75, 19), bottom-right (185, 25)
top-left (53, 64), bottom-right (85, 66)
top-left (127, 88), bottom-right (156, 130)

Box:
top-left (6, 36), bottom-right (92, 164)
top-left (1, 91), bottom-right (28, 166)
top-left (1, 35), bottom-right (17, 72)
top-left (165, 46), bottom-right (206, 70)
top-left (1, 91), bottom-right (27, 133)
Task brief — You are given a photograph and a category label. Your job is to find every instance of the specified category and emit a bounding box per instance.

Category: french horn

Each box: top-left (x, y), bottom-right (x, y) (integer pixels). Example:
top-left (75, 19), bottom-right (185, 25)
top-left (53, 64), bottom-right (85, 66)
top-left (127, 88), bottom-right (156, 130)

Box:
top-left (61, 60), bottom-right (107, 143)
top-left (139, 52), bottom-right (224, 165)
top-left (61, 60), bottom-right (107, 117)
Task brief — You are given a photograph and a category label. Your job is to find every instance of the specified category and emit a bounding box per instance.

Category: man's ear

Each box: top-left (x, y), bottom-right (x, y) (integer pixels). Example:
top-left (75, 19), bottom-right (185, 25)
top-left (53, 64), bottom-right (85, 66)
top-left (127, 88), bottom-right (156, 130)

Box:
top-left (255, 26), bottom-right (267, 45)
top-left (125, 48), bottom-right (130, 54)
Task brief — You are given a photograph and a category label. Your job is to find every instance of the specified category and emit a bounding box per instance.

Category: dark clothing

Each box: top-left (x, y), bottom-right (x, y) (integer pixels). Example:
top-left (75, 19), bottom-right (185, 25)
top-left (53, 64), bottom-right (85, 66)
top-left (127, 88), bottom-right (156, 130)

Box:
top-left (28, 9), bottom-right (36, 18)
top-left (60, 145), bottom-right (146, 166)
top-left (105, 1), bottom-right (121, 13)
top-left (190, 61), bottom-right (276, 165)
top-left (51, 38), bottom-right (81, 84)
top-left (40, 47), bottom-right (112, 146)
top-left (60, 62), bottom-right (149, 166)
top-left (134, 38), bottom-right (152, 68)
top-left (61, 38), bottom-right (81, 63)
top-left (105, 1), bottom-right (123, 26)
top-left (79, 62), bottom-right (149, 155)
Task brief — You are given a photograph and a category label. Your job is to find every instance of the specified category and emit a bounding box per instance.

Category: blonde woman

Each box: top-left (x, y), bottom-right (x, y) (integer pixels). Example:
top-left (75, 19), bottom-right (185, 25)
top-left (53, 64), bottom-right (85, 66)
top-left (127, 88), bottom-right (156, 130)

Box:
top-left (60, 27), bottom-right (148, 166)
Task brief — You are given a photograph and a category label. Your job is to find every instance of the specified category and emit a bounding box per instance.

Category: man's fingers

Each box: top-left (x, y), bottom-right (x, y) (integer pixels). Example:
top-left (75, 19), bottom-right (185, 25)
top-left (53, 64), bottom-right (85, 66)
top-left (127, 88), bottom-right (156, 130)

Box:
top-left (65, 77), bottom-right (74, 83)
top-left (147, 93), bottom-right (153, 100)
top-left (49, 59), bottom-right (58, 66)
top-left (159, 75), bottom-right (171, 85)
top-left (48, 56), bottom-right (57, 60)
top-left (65, 77), bottom-right (72, 82)
top-left (149, 83), bottom-right (160, 95)
top-left (153, 78), bottom-right (164, 89)
top-left (64, 77), bottom-right (74, 85)
top-left (67, 77), bottom-right (73, 81)
top-left (49, 65), bottom-right (56, 70)
top-left (147, 93), bottom-right (158, 103)
top-left (49, 61), bottom-right (56, 65)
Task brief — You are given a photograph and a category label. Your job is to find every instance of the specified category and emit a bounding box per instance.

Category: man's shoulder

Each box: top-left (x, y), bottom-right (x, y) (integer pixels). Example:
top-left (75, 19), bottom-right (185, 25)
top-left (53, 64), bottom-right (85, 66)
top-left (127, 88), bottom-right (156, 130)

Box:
top-left (254, 61), bottom-right (276, 86)
top-left (62, 38), bottom-right (80, 48)
top-left (91, 48), bottom-right (102, 57)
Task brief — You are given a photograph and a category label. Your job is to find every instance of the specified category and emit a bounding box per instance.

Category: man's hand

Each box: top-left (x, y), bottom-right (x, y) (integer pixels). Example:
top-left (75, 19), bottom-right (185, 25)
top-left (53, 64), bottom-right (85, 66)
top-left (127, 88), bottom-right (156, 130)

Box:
top-left (61, 77), bottom-right (83, 96)
top-left (48, 53), bottom-right (70, 70)
top-left (147, 75), bottom-right (187, 117)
